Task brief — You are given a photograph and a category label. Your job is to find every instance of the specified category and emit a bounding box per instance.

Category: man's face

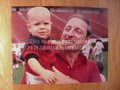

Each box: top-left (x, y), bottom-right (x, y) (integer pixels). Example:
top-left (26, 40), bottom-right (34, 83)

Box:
top-left (61, 17), bottom-right (88, 51)
top-left (28, 15), bottom-right (52, 39)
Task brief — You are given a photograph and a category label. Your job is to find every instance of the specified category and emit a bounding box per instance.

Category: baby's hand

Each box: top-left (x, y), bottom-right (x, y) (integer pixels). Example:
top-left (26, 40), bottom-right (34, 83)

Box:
top-left (40, 69), bottom-right (56, 84)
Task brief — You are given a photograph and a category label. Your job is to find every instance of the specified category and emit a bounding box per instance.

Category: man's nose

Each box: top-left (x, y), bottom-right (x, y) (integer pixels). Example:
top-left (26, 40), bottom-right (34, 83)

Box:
top-left (66, 29), bottom-right (75, 39)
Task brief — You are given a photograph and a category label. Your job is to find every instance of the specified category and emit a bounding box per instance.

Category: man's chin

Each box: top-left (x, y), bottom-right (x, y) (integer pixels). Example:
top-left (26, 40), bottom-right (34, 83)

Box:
top-left (60, 46), bottom-right (81, 51)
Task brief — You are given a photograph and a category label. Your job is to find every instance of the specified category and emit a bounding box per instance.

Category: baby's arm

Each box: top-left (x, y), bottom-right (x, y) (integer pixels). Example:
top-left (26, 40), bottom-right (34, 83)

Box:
top-left (28, 58), bottom-right (56, 83)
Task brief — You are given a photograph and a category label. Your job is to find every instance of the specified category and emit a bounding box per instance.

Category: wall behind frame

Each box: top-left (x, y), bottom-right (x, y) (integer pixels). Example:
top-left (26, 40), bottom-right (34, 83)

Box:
top-left (9, 0), bottom-right (119, 90)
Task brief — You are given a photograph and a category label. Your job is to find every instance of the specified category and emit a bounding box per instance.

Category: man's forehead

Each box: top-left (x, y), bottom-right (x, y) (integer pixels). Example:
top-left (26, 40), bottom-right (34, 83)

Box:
top-left (66, 18), bottom-right (88, 26)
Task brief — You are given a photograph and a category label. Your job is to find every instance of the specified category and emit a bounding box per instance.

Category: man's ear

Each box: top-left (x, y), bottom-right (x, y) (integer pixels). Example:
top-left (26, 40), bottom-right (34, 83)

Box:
top-left (84, 37), bottom-right (89, 44)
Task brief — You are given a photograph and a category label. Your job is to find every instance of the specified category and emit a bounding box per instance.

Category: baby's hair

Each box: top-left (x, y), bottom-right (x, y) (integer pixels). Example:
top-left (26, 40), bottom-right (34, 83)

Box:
top-left (27, 7), bottom-right (51, 23)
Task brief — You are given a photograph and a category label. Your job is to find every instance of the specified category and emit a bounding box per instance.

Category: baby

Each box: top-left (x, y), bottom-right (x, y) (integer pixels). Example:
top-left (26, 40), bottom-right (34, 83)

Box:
top-left (20, 7), bottom-right (57, 84)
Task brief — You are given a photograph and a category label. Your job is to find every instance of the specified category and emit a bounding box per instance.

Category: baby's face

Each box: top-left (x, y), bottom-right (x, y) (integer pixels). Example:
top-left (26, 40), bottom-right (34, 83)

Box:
top-left (28, 14), bottom-right (52, 39)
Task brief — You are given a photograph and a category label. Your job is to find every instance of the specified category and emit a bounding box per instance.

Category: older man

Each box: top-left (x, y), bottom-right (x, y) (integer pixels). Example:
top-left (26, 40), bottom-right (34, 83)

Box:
top-left (53, 14), bottom-right (101, 83)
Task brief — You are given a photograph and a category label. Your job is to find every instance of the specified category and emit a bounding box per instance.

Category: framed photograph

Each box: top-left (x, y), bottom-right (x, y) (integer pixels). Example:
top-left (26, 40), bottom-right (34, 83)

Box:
top-left (12, 6), bottom-right (108, 84)
top-left (0, 0), bottom-right (119, 90)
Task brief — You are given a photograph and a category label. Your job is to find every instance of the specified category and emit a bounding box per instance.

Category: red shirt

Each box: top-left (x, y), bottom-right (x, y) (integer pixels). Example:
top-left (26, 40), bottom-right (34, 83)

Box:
top-left (23, 43), bottom-right (55, 73)
top-left (20, 35), bottom-right (56, 84)
top-left (54, 52), bottom-right (101, 83)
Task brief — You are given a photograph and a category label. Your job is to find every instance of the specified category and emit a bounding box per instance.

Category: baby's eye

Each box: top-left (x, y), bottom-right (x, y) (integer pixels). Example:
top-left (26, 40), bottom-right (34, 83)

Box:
top-left (44, 22), bottom-right (50, 25)
top-left (34, 23), bottom-right (40, 26)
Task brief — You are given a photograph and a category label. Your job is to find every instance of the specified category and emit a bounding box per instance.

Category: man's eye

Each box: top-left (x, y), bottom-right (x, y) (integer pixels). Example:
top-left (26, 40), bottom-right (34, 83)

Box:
top-left (75, 28), bottom-right (83, 34)
top-left (65, 26), bottom-right (71, 31)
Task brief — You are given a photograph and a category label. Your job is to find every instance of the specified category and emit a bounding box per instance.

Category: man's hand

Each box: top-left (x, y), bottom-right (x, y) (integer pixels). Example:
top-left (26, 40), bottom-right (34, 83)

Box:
top-left (52, 66), bottom-right (80, 84)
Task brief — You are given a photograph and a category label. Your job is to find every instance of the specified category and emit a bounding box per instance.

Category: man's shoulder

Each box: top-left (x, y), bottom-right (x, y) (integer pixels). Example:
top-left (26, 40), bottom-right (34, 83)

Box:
top-left (86, 60), bottom-right (97, 67)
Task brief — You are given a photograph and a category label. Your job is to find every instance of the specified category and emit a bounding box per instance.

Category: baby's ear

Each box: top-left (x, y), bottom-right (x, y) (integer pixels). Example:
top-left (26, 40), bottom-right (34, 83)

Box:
top-left (50, 22), bottom-right (52, 25)
top-left (27, 24), bottom-right (31, 32)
